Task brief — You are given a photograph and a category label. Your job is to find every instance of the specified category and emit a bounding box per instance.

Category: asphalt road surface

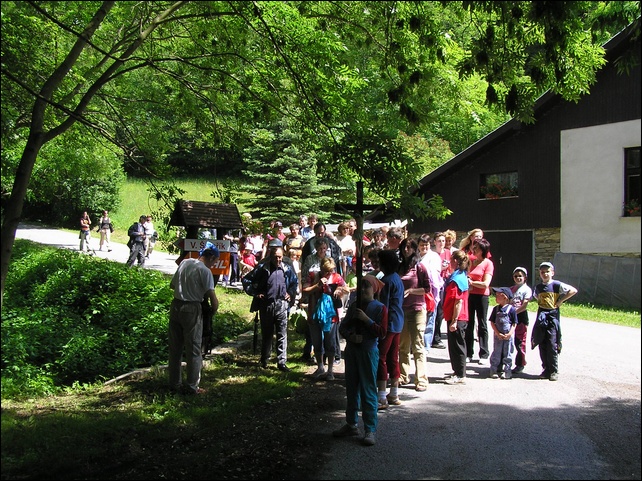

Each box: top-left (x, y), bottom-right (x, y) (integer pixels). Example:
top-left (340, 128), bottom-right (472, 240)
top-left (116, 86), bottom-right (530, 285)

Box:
top-left (15, 224), bottom-right (642, 480)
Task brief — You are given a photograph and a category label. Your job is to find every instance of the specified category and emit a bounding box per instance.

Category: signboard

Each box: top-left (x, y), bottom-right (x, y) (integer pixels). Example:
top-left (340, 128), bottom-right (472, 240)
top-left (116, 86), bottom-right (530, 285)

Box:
top-left (183, 239), bottom-right (230, 252)
top-left (180, 239), bottom-right (231, 276)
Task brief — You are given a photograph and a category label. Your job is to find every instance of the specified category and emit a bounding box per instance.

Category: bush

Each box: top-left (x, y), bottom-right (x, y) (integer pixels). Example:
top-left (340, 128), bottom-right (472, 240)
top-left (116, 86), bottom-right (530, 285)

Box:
top-left (1, 240), bottom-right (250, 398)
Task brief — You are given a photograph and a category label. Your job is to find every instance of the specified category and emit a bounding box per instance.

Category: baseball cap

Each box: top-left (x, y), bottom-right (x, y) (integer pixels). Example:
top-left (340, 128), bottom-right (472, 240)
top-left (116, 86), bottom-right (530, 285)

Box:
top-left (513, 266), bottom-right (528, 277)
top-left (275, 221), bottom-right (283, 227)
top-left (491, 287), bottom-right (513, 299)
top-left (539, 262), bottom-right (554, 270)
top-left (199, 241), bottom-right (220, 257)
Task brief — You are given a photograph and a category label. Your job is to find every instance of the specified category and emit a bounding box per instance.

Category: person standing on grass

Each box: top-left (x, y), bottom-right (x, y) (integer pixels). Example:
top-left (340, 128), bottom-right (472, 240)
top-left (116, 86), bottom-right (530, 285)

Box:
top-left (510, 267), bottom-right (532, 375)
top-left (334, 275), bottom-right (388, 447)
top-left (248, 242), bottom-right (298, 372)
top-left (531, 262), bottom-right (578, 382)
top-left (169, 242), bottom-right (219, 395)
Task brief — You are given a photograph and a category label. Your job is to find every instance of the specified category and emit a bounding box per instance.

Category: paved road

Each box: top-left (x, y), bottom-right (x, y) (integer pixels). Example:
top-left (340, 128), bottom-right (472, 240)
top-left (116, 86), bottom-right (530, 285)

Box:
top-left (16, 223), bottom-right (180, 275)
top-left (15, 224), bottom-right (642, 480)
top-left (316, 315), bottom-right (640, 480)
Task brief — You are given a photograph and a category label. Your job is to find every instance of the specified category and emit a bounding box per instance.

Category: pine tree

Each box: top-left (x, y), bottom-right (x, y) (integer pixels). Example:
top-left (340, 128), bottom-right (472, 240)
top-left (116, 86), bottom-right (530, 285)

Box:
top-left (243, 120), bottom-right (321, 225)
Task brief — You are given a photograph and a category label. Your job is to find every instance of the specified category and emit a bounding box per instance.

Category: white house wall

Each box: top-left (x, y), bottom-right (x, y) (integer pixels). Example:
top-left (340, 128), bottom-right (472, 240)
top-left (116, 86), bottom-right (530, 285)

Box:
top-left (561, 119), bottom-right (641, 254)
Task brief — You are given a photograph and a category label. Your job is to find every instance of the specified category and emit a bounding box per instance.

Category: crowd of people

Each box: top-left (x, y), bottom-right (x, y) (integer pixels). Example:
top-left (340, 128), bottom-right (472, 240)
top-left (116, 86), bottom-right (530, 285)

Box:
top-left (162, 215), bottom-right (578, 447)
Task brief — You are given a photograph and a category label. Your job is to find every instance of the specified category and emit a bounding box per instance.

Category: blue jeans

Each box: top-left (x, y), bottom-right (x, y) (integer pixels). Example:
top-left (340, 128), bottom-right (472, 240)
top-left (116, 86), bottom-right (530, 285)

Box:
top-left (423, 309), bottom-right (436, 356)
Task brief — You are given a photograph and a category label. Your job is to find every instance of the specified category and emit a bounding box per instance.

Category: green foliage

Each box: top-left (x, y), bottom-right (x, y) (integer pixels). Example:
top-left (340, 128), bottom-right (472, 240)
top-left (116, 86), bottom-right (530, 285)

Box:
top-left (243, 120), bottom-right (322, 221)
top-left (2, 0), bottom-right (640, 304)
top-left (1, 240), bottom-right (252, 397)
top-left (2, 124), bottom-right (126, 228)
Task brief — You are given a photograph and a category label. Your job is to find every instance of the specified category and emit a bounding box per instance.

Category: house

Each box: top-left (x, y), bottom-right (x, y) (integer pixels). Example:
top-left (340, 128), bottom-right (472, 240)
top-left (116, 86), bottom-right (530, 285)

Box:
top-left (407, 25), bottom-right (641, 309)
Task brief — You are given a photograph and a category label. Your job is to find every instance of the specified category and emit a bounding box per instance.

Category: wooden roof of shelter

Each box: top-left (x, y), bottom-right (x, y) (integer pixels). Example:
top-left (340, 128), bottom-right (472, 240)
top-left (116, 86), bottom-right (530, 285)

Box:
top-left (169, 200), bottom-right (244, 230)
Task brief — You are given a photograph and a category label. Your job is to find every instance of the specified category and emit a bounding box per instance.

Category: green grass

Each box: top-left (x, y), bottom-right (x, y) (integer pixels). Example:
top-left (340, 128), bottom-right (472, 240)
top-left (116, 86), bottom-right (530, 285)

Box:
top-left (108, 178), bottom-right (235, 244)
top-left (489, 299), bottom-right (641, 328)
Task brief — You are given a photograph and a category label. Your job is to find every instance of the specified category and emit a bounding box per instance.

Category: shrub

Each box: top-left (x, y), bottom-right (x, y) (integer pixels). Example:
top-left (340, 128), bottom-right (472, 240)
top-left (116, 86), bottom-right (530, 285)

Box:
top-left (1, 240), bottom-right (250, 398)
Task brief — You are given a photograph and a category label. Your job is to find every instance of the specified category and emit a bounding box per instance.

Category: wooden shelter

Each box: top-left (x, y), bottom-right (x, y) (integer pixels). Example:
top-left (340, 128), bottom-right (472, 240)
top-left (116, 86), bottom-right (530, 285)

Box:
top-left (169, 200), bottom-right (244, 239)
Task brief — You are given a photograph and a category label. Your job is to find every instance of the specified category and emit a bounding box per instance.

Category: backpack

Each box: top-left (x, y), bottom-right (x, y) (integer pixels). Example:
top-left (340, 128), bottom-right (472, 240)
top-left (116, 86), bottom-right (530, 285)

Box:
top-left (313, 293), bottom-right (337, 332)
top-left (127, 222), bottom-right (140, 238)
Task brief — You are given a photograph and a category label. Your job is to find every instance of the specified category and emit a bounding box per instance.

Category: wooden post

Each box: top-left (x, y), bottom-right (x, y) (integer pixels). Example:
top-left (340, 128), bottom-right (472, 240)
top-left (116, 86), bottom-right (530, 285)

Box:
top-left (335, 181), bottom-right (384, 307)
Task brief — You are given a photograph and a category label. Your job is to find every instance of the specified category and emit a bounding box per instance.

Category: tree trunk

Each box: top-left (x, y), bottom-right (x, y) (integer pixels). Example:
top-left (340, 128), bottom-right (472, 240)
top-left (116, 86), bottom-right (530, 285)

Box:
top-left (1, 131), bottom-right (45, 309)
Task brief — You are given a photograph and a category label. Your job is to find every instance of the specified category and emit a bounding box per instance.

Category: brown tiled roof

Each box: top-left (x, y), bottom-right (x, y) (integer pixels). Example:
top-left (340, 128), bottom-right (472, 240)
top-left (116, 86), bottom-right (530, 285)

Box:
top-left (169, 200), bottom-right (244, 229)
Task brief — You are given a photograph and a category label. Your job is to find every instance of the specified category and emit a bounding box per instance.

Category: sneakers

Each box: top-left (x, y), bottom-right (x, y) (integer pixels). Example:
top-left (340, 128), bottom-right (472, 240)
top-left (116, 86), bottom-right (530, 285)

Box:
top-left (478, 358), bottom-right (489, 366)
top-left (312, 367), bottom-right (326, 378)
top-left (362, 431), bottom-right (376, 446)
top-left (500, 372), bottom-right (512, 380)
top-left (386, 394), bottom-right (402, 405)
top-left (325, 373), bottom-right (335, 381)
top-left (445, 375), bottom-right (466, 385)
top-left (549, 372), bottom-right (559, 381)
top-left (377, 398), bottom-right (389, 410)
top-left (539, 370), bottom-right (550, 379)
top-left (431, 341), bottom-right (446, 349)
top-left (333, 423), bottom-right (359, 437)
top-left (490, 372), bottom-right (499, 379)
top-left (512, 366), bottom-right (525, 374)
top-left (277, 365), bottom-right (292, 372)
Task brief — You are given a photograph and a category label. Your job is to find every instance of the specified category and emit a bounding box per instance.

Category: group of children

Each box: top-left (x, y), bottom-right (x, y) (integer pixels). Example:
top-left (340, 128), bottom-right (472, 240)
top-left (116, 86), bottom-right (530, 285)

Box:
top-left (486, 262), bottom-right (577, 382)
top-left (333, 251), bottom-right (578, 448)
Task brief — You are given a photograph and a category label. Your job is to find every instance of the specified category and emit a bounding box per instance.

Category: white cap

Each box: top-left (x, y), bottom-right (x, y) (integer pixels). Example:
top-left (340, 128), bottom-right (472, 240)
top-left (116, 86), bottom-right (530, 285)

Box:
top-left (513, 266), bottom-right (528, 277)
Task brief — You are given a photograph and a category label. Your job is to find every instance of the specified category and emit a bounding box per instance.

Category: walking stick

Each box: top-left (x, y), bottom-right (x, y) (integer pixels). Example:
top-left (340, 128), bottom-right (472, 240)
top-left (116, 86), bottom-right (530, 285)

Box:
top-left (252, 312), bottom-right (259, 354)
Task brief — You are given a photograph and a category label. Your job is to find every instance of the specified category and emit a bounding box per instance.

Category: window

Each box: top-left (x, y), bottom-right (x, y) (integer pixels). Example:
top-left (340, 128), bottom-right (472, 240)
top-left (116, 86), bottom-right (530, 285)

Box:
top-left (479, 171), bottom-right (518, 199)
top-left (623, 147), bottom-right (641, 217)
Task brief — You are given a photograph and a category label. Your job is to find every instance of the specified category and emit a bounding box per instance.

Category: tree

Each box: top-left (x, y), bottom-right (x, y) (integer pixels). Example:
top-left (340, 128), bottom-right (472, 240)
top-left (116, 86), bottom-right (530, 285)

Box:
top-left (1, 1), bottom-right (639, 306)
top-left (243, 120), bottom-right (321, 223)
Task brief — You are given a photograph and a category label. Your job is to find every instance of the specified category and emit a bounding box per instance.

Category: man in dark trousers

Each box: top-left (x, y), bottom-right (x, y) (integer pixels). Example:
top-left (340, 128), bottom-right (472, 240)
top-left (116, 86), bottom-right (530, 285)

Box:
top-left (126, 215), bottom-right (147, 267)
top-left (246, 240), bottom-right (298, 372)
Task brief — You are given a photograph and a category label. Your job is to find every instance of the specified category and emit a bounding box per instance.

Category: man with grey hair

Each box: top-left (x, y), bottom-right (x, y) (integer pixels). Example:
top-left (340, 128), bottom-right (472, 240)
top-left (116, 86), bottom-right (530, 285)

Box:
top-left (246, 239), bottom-right (298, 372)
